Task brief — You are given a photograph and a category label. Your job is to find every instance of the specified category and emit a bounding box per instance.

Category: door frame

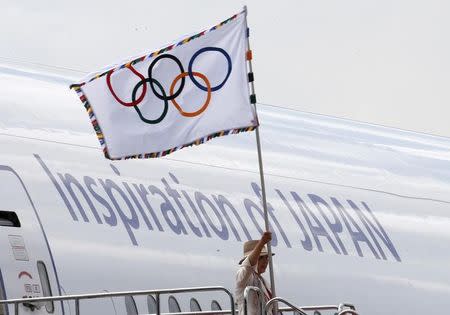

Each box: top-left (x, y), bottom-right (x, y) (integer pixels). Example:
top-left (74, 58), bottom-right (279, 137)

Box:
top-left (0, 268), bottom-right (9, 315)
top-left (0, 165), bottom-right (64, 314)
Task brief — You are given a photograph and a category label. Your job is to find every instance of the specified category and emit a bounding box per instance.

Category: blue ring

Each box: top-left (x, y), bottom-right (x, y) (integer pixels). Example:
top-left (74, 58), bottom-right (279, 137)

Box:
top-left (188, 47), bottom-right (232, 92)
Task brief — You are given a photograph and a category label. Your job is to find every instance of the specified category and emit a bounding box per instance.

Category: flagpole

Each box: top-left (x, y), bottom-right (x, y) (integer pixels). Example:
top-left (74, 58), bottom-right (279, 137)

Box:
top-left (243, 5), bottom-right (277, 303)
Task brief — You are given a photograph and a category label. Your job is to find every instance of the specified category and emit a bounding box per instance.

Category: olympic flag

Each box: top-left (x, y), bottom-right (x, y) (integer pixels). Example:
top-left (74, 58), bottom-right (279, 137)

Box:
top-left (71, 10), bottom-right (256, 160)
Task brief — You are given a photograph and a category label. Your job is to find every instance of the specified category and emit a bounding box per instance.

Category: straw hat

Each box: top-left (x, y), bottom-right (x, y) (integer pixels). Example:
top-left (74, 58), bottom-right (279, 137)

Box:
top-left (238, 240), bottom-right (275, 264)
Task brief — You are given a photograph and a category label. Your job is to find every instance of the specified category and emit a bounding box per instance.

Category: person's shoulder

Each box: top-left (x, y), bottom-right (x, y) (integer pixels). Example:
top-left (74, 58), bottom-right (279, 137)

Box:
top-left (240, 256), bottom-right (253, 268)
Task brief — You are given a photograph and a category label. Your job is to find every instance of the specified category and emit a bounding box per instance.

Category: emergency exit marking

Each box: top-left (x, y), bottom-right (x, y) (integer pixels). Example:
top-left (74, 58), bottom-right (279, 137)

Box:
top-left (8, 235), bottom-right (29, 261)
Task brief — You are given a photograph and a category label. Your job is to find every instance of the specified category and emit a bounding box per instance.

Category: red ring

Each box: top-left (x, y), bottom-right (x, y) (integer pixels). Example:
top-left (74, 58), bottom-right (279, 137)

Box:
top-left (106, 66), bottom-right (147, 107)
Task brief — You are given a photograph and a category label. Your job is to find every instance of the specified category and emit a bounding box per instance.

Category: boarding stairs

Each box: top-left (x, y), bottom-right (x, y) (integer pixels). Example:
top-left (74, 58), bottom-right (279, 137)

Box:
top-left (0, 286), bottom-right (358, 315)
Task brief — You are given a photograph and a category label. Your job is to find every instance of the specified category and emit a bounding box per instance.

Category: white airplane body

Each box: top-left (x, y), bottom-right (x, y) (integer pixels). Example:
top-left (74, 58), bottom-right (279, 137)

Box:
top-left (0, 66), bottom-right (449, 315)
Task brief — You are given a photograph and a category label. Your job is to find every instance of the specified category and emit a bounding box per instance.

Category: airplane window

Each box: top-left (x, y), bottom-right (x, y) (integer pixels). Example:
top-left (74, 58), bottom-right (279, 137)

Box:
top-left (313, 311), bottom-right (321, 315)
top-left (211, 300), bottom-right (222, 311)
top-left (0, 211), bottom-right (20, 227)
top-left (124, 296), bottom-right (138, 315)
top-left (190, 298), bottom-right (202, 312)
top-left (36, 261), bottom-right (54, 313)
top-left (147, 295), bottom-right (157, 314)
top-left (168, 295), bottom-right (181, 313)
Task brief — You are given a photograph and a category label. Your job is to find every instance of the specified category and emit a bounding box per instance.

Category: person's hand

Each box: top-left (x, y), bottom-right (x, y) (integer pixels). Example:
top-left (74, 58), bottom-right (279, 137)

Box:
top-left (261, 231), bottom-right (272, 244)
top-left (248, 231), bottom-right (273, 266)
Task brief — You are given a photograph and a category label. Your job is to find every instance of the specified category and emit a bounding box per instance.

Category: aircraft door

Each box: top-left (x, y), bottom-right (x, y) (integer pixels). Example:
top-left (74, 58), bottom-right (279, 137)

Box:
top-left (0, 166), bottom-right (63, 314)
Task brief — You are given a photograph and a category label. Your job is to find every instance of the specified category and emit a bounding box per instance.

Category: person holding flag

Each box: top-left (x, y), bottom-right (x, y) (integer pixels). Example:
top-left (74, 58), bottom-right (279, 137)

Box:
top-left (235, 231), bottom-right (274, 315)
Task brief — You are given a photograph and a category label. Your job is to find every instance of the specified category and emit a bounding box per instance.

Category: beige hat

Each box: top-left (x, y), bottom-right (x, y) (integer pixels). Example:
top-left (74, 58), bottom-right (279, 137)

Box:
top-left (238, 240), bottom-right (274, 264)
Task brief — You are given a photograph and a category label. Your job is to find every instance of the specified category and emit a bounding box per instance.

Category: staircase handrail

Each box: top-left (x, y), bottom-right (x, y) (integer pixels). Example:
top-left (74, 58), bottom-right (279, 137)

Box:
top-left (265, 297), bottom-right (307, 315)
top-left (0, 286), bottom-right (235, 315)
top-left (266, 297), bottom-right (358, 315)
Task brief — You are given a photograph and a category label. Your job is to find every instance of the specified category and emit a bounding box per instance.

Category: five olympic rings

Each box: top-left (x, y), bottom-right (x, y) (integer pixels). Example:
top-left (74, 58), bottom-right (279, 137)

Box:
top-left (106, 47), bottom-right (232, 124)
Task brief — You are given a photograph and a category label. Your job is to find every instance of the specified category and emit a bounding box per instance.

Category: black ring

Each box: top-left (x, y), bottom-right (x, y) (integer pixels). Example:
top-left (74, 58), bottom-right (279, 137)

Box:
top-left (132, 78), bottom-right (168, 124)
top-left (148, 54), bottom-right (185, 101)
top-left (188, 47), bottom-right (232, 92)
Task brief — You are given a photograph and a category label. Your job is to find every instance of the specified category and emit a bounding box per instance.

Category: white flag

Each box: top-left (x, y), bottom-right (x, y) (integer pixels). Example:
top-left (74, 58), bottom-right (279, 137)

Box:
top-left (71, 10), bottom-right (257, 160)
